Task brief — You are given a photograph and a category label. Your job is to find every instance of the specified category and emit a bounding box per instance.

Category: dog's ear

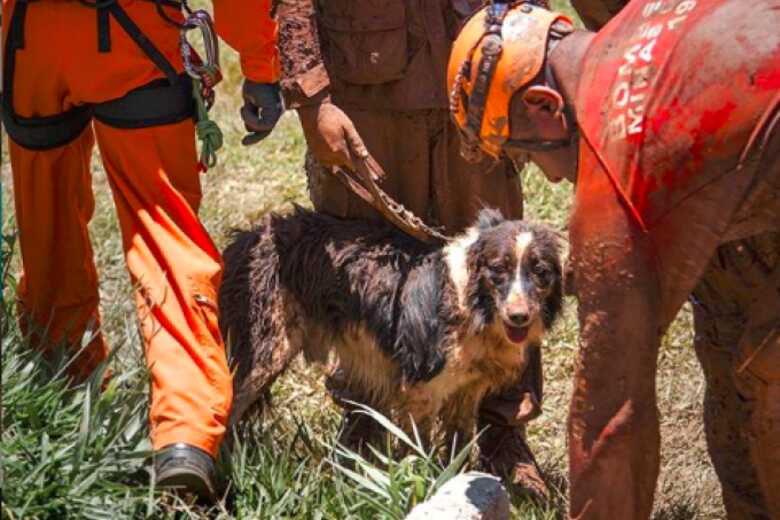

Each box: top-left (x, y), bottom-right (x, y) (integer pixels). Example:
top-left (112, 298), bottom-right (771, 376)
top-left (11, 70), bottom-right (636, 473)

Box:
top-left (476, 208), bottom-right (505, 230)
top-left (531, 224), bottom-right (565, 329)
top-left (464, 237), bottom-right (496, 334)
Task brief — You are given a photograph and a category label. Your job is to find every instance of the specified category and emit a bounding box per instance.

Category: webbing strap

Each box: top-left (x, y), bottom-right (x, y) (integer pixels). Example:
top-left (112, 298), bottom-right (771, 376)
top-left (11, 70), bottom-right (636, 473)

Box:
top-left (94, 75), bottom-right (194, 129)
top-left (98, 6), bottom-right (111, 52)
top-left (10, 0), bottom-right (28, 50)
top-left (2, 0), bottom-right (185, 150)
top-left (1, 0), bottom-right (94, 150)
top-left (106, 2), bottom-right (179, 85)
top-left (503, 37), bottom-right (578, 153)
top-left (464, 4), bottom-right (508, 142)
top-left (465, 39), bottom-right (502, 140)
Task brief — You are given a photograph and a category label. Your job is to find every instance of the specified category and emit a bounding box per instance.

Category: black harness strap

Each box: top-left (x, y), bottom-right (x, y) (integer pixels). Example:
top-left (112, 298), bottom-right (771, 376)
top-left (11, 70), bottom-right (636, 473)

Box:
top-left (2, 0), bottom-right (189, 150)
top-left (503, 33), bottom-right (579, 153)
top-left (10, 0), bottom-right (28, 49)
top-left (464, 3), bottom-right (508, 143)
top-left (94, 75), bottom-right (194, 129)
top-left (98, 6), bottom-right (111, 52)
top-left (106, 2), bottom-right (179, 85)
top-left (1, 0), bottom-right (94, 150)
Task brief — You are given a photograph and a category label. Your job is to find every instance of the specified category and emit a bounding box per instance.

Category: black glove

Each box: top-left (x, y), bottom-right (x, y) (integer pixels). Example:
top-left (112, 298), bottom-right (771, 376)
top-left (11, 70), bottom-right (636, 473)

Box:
top-left (240, 81), bottom-right (283, 145)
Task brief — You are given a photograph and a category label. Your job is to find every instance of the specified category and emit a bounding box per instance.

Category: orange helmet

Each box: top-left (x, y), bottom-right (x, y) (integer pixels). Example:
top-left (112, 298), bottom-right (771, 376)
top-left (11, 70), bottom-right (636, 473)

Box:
top-left (448, 2), bottom-right (572, 160)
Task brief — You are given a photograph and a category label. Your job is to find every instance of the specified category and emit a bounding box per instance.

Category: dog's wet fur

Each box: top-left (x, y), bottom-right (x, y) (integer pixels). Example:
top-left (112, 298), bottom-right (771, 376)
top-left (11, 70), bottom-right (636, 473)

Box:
top-left (219, 207), bottom-right (562, 441)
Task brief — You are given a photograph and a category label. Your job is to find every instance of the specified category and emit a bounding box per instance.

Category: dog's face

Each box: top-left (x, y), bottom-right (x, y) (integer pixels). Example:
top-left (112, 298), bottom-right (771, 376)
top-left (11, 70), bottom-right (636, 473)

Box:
top-left (449, 209), bottom-right (563, 344)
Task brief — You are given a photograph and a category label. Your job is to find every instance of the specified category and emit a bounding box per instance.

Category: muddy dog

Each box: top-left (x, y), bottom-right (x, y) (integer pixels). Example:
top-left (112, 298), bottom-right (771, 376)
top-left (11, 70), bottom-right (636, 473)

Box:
top-left (218, 207), bottom-right (562, 448)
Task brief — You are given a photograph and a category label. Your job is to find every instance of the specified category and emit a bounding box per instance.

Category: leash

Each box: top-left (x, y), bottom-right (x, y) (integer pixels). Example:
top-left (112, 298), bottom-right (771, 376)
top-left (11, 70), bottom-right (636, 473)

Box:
top-left (333, 155), bottom-right (452, 244)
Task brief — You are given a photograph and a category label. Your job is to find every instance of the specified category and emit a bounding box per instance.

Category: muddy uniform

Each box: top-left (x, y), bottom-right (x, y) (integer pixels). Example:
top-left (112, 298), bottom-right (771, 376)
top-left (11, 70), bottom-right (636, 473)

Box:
top-left (277, 0), bottom-right (523, 232)
top-left (570, 1), bottom-right (780, 517)
top-left (560, 0), bottom-right (780, 517)
top-left (276, 0), bottom-right (545, 494)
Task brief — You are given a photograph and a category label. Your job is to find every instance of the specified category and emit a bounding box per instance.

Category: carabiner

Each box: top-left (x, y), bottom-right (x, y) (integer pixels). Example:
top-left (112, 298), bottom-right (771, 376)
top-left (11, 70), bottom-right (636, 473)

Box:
top-left (180, 9), bottom-right (221, 88)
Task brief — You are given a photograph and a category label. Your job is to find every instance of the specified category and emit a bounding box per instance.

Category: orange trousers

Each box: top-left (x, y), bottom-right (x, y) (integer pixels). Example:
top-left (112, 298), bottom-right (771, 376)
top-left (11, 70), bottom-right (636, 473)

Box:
top-left (4, 0), bottom-right (231, 456)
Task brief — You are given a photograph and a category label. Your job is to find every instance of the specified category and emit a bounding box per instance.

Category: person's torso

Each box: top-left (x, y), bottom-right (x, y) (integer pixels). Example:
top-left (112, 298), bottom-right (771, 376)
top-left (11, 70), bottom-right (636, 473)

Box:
top-left (576, 0), bottom-right (780, 231)
top-left (316, 0), bottom-right (481, 111)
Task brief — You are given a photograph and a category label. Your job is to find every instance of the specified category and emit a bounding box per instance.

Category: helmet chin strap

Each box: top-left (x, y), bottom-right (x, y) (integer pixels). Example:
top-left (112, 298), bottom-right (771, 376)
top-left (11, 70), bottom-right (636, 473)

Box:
top-left (503, 40), bottom-right (578, 153)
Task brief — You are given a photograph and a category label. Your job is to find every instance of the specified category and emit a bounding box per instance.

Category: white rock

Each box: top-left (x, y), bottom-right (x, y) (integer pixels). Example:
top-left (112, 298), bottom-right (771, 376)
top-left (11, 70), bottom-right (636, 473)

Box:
top-left (406, 472), bottom-right (510, 520)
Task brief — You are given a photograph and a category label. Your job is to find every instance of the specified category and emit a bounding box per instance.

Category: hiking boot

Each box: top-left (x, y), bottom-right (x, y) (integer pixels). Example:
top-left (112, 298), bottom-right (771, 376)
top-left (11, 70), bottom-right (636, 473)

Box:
top-left (154, 443), bottom-right (217, 501)
top-left (478, 424), bottom-right (549, 500)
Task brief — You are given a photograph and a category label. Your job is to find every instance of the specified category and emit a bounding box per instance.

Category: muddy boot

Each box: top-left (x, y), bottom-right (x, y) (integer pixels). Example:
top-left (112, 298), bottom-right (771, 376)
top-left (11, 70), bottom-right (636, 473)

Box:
top-left (477, 422), bottom-right (548, 500)
top-left (154, 443), bottom-right (217, 501)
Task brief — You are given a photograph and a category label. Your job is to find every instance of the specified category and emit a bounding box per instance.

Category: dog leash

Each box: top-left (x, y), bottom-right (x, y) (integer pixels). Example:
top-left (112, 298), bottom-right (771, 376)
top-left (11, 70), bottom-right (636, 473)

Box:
top-left (332, 155), bottom-right (452, 244)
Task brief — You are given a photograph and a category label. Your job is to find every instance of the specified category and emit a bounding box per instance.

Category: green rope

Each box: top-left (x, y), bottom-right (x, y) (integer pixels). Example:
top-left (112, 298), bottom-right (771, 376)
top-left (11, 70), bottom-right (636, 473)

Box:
top-left (192, 74), bottom-right (223, 171)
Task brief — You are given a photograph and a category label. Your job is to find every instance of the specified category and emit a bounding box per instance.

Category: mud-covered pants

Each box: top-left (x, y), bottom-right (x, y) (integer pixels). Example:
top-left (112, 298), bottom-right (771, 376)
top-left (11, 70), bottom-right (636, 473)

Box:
top-left (4, 0), bottom-right (231, 457)
top-left (692, 231), bottom-right (780, 519)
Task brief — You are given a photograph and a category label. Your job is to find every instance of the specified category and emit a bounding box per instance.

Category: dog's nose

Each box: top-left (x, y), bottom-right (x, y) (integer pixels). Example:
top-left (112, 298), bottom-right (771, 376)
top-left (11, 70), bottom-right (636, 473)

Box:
top-left (508, 312), bottom-right (530, 326)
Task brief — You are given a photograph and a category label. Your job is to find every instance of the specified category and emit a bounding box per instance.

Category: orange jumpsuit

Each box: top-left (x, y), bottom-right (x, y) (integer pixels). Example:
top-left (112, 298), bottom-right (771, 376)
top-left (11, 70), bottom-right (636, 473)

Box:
top-left (3, 0), bottom-right (278, 457)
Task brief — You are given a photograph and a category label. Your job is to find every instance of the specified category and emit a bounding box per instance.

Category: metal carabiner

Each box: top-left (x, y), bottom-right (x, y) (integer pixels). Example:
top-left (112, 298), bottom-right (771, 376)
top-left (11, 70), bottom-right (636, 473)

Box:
top-left (180, 9), bottom-right (221, 88)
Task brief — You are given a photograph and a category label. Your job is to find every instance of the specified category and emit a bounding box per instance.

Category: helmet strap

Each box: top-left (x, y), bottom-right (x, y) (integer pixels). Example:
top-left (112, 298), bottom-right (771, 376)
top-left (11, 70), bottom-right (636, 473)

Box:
top-left (503, 29), bottom-right (578, 153)
top-left (462, 2), bottom-right (511, 150)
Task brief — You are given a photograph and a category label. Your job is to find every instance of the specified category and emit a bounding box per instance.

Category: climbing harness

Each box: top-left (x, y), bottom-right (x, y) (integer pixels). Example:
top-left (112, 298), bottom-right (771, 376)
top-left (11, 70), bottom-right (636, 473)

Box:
top-left (1, 0), bottom-right (223, 171)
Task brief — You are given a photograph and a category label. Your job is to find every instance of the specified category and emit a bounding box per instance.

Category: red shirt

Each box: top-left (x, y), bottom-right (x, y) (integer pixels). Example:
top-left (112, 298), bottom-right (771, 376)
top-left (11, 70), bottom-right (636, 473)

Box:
top-left (576, 0), bottom-right (780, 231)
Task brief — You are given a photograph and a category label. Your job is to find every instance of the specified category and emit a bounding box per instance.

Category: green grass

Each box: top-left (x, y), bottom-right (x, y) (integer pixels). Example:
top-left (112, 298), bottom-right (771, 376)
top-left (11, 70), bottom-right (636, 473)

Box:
top-left (1, 4), bottom-right (724, 517)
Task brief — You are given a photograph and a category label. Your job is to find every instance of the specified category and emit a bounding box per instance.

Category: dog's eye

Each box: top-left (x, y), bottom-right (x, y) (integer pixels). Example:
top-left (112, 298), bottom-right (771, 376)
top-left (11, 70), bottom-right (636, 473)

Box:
top-left (489, 262), bottom-right (507, 274)
top-left (533, 265), bottom-right (551, 286)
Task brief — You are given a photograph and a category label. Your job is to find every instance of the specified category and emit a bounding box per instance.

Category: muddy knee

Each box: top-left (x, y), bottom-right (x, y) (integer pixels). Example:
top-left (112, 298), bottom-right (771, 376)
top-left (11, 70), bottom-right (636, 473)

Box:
top-left (691, 236), bottom-right (779, 517)
top-left (736, 321), bottom-right (780, 516)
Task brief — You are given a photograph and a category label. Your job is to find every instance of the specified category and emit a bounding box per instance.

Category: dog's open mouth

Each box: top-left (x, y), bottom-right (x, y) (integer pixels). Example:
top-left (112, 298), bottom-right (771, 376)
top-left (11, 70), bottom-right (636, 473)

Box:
top-left (503, 322), bottom-right (529, 344)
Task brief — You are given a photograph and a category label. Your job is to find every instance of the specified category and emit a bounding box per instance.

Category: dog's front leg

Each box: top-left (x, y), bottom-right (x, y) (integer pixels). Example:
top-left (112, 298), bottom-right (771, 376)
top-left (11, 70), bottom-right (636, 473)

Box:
top-left (396, 385), bottom-right (440, 453)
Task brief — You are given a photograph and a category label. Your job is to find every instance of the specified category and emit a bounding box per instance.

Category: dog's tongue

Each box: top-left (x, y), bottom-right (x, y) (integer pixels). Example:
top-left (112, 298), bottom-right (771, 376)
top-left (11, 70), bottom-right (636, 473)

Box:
top-left (505, 324), bottom-right (529, 344)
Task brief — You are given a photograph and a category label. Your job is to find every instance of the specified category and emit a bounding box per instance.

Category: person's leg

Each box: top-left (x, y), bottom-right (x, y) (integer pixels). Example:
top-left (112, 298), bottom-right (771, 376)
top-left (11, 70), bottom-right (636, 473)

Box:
top-left (4, 0), bottom-right (107, 382)
top-left (93, 118), bottom-right (230, 458)
top-left (691, 234), bottom-right (778, 518)
top-left (433, 114), bottom-right (523, 233)
top-left (10, 131), bottom-right (108, 383)
top-left (739, 329), bottom-right (780, 518)
top-left (732, 237), bottom-right (780, 518)
top-left (476, 356), bottom-right (548, 499)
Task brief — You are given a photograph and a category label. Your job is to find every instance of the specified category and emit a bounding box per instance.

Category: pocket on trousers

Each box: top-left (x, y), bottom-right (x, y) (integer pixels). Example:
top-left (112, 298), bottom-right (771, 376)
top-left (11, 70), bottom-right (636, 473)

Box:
top-left (320, 0), bottom-right (408, 85)
top-left (192, 288), bottom-right (223, 349)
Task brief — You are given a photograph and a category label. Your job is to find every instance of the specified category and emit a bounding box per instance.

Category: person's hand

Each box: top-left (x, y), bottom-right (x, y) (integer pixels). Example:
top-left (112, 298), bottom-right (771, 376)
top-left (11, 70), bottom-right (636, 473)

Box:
top-left (240, 81), bottom-right (283, 145)
top-left (296, 102), bottom-right (368, 170)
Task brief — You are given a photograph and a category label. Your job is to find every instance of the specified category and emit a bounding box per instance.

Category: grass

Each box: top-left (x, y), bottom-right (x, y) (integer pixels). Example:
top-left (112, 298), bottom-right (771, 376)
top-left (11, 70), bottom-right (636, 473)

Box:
top-left (1, 3), bottom-right (724, 517)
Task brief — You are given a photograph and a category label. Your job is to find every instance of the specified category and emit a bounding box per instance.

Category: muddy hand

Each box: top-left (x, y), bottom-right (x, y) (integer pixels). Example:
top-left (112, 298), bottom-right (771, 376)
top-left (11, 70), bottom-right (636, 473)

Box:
top-left (297, 102), bottom-right (371, 171)
top-left (240, 81), bottom-right (283, 146)
top-left (353, 149), bottom-right (386, 183)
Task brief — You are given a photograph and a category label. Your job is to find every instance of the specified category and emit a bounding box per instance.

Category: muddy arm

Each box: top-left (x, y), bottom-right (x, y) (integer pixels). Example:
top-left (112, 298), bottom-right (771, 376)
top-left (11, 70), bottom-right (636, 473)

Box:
top-left (275, 0), bottom-right (331, 108)
top-left (566, 172), bottom-right (663, 520)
